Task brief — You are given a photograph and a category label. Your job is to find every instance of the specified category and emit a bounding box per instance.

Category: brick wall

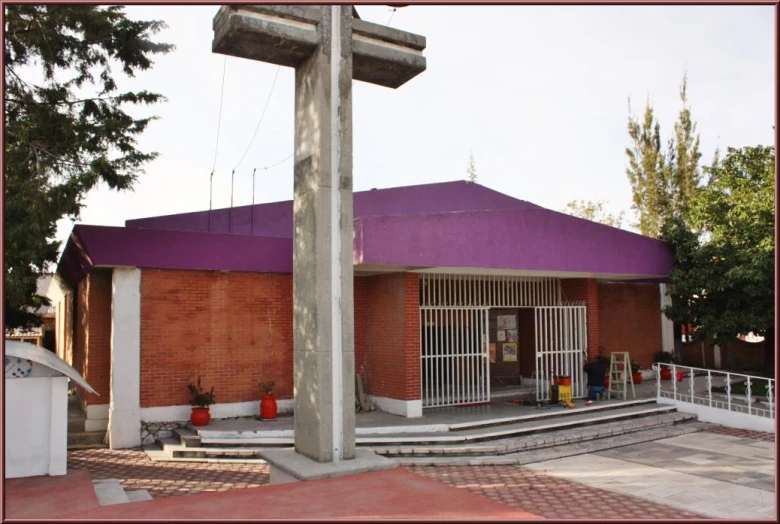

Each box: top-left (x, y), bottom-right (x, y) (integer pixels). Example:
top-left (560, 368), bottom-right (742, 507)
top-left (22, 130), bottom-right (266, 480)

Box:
top-left (597, 282), bottom-right (662, 369)
top-left (139, 269), bottom-right (293, 408)
top-left (71, 270), bottom-right (112, 406)
top-left (561, 278), bottom-right (600, 360)
top-left (355, 272), bottom-right (420, 401)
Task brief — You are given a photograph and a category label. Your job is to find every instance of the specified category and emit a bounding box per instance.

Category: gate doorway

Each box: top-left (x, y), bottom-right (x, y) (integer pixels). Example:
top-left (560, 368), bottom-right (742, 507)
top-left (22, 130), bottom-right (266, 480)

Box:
top-left (534, 305), bottom-right (588, 401)
top-left (420, 308), bottom-right (489, 408)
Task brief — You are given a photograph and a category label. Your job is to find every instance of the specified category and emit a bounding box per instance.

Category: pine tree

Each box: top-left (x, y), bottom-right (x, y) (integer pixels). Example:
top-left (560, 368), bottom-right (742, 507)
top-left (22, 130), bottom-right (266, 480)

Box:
top-left (4, 5), bottom-right (173, 330)
top-left (466, 152), bottom-right (478, 182)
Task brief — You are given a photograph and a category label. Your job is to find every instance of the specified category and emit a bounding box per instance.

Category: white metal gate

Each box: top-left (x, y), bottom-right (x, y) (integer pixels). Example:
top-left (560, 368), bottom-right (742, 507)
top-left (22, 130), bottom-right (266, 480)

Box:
top-left (420, 308), bottom-right (490, 407)
top-left (535, 305), bottom-right (588, 401)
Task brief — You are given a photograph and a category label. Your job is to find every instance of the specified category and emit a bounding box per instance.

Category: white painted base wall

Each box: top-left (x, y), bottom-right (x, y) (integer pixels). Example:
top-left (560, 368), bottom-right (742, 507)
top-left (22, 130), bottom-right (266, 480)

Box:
top-left (84, 403), bottom-right (109, 432)
top-left (5, 377), bottom-right (68, 478)
top-left (658, 397), bottom-right (776, 433)
top-left (140, 399), bottom-right (294, 423)
top-left (370, 396), bottom-right (422, 418)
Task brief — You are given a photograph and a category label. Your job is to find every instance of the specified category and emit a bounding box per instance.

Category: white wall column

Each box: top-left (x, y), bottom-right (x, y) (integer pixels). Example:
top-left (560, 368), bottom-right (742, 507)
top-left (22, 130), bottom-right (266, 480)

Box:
top-left (108, 268), bottom-right (142, 449)
top-left (660, 283), bottom-right (674, 352)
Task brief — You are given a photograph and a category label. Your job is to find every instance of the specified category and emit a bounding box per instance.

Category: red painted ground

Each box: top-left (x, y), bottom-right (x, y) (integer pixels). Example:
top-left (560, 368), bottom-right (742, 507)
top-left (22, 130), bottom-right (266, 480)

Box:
top-left (4, 469), bottom-right (99, 519)
top-left (6, 467), bottom-right (541, 520)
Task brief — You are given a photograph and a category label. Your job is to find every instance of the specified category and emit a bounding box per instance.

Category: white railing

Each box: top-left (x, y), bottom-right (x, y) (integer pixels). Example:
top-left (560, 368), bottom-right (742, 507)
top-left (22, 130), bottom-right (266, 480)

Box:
top-left (654, 363), bottom-right (775, 420)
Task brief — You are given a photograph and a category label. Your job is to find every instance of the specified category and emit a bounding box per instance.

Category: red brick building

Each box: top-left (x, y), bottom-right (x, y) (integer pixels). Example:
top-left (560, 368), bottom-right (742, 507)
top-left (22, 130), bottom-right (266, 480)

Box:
top-left (54, 181), bottom-right (675, 446)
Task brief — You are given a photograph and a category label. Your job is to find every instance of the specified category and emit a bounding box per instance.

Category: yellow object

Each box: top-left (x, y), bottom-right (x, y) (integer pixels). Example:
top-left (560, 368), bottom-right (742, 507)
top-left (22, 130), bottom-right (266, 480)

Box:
top-left (563, 399), bottom-right (576, 408)
top-left (558, 384), bottom-right (572, 402)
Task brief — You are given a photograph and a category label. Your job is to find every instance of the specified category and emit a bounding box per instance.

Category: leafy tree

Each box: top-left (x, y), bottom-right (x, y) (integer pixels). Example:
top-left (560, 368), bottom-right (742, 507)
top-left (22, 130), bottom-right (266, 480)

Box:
top-left (4, 5), bottom-right (173, 331)
top-left (561, 199), bottom-right (625, 228)
top-left (661, 146), bottom-right (775, 370)
top-left (465, 152), bottom-right (477, 182)
top-left (625, 74), bottom-right (701, 237)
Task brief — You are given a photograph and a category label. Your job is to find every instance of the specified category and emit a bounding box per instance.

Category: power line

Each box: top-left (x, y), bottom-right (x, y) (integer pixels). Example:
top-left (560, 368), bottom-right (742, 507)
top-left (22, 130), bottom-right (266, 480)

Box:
top-left (387, 7), bottom-right (397, 26)
top-left (211, 56), bottom-right (228, 171)
top-left (259, 153), bottom-right (294, 171)
top-left (233, 65), bottom-right (282, 172)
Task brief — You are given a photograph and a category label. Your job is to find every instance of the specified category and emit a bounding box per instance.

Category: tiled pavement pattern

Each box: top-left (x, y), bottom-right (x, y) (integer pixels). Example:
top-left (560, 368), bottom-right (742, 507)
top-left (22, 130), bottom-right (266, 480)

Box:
top-left (67, 448), bottom-right (269, 499)
top-left (705, 425), bottom-right (775, 442)
top-left (524, 431), bottom-right (776, 520)
top-left (409, 465), bottom-right (704, 519)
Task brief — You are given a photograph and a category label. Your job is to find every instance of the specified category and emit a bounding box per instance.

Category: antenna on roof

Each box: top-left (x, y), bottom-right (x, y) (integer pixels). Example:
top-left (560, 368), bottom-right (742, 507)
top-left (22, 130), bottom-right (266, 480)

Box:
top-left (208, 170), bottom-right (214, 233)
top-left (251, 168), bottom-right (257, 236)
top-left (229, 169), bottom-right (235, 234)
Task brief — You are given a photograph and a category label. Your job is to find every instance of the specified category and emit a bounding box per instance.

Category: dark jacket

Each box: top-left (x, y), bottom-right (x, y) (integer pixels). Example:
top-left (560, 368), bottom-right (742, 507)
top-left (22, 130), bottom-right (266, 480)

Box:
top-left (583, 360), bottom-right (607, 387)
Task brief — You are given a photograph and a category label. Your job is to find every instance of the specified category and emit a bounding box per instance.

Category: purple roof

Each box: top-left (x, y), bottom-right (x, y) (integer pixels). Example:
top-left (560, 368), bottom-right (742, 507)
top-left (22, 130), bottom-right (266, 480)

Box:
top-left (58, 225), bottom-right (292, 288)
top-left (57, 181), bottom-right (673, 287)
top-left (125, 181), bottom-right (539, 237)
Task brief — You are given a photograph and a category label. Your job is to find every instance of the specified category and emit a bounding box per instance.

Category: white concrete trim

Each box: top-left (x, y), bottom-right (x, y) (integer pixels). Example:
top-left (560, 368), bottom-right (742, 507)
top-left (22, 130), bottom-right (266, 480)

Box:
top-left (658, 398), bottom-right (775, 433)
top-left (85, 403), bottom-right (109, 419)
top-left (330, 4), bottom-right (344, 463)
top-left (49, 377), bottom-right (68, 475)
top-left (370, 396), bottom-right (422, 418)
top-left (659, 283), bottom-right (674, 352)
top-left (108, 268), bottom-right (142, 449)
top-left (141, 399), bottom-right (294, 423)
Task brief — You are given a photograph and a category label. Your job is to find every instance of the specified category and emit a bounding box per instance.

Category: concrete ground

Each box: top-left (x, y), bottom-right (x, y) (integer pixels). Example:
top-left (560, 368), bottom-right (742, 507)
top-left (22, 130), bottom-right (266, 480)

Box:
top-left (52, 425), bottom-right (774, 519)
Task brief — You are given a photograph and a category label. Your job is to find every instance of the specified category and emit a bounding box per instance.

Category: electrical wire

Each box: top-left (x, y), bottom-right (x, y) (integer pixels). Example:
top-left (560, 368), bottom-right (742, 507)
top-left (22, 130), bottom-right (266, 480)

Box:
top-left (233, 65), bottom-right (282, 172)
top-left (211, 56), bottom-right (228, 172)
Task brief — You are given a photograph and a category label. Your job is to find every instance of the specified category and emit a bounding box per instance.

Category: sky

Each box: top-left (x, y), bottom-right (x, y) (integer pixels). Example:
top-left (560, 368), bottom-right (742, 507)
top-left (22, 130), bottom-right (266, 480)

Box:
top-left (53, 4), bottom-right (775, 252)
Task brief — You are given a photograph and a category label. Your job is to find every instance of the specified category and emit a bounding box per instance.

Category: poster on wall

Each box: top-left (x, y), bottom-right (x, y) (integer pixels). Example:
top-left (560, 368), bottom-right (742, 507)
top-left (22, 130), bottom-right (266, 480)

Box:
top-left (497, 315), bottom-right (517, 330)
top-left (497, 330), bottom-right (506, 342)
top-left (489, 343), bottom-right (496, 363)
top-left (503, 343), bottom-right (518, 362)
top-left (506, 329), bottom-right (518, 342)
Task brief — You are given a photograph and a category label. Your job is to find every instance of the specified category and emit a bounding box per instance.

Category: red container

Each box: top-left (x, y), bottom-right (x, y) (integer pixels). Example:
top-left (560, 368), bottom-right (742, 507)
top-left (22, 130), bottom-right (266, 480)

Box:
top-left (632, 372), bottom-right (643, 385)
top-left (190, 407), bottom-right (211, 426)
top-left (660, 368), bottom-right (672, 380)
top-left (554, 376), bottom-right (572, 386)
top-left (260, 395), bottom-right (278, 420)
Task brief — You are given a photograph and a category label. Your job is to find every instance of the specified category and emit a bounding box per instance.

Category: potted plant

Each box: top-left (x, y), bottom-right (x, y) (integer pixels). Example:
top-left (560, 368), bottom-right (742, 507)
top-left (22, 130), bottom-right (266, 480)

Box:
top-left (259, 380), bottom-right (278, 420)
top-left (630, 362), bottom-right (643, 384)
top-left (654, 351), bottom-right (678, 380)
top-left (187, 376), bottom-right (215, 426)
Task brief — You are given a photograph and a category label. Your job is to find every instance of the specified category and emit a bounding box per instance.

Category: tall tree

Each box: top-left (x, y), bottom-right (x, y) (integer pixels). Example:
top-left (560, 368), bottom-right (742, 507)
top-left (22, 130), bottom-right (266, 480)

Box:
top-left (625, 74), bottom-right (702, 237)
top-left (661, 146), bottom-right (775, 370)
top-left (625, 99), bottom-right (670, 237)
top-left (465, 151), bottom-right (478, 182)
top-left (4, 5), bottom-right (173, 331)
top-left (561, 199), bottom-right (625, 228)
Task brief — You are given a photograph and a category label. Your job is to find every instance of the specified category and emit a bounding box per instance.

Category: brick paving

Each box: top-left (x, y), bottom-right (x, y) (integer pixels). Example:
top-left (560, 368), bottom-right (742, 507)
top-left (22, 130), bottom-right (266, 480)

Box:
top-left (408, 465), bottom-right (707, 519)
top-left (705, 425), bottom-right (775, 442)
top-left (67, 448), bottom-right (269, 499)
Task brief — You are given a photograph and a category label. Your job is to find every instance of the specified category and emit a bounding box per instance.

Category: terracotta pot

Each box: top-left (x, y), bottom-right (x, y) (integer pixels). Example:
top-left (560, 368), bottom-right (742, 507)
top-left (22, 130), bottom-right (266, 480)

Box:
top-left (191, 407), bottom-right (211, 426)
top-left (632, 372), bottom-right (643, 385)
top-left (676, 371), bottom-right (685, 382)
top-left (660, 368), bottom-right (672, 381)
top-left (260, 395), bottom-right (278, 420)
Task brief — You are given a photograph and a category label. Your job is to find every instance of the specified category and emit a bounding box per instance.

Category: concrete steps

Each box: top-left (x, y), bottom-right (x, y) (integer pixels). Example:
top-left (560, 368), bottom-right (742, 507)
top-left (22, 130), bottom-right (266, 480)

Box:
top-left (143, 400), bottom-right (703, 464)
top-left (92, 479), bottom-right (152, 506)
top-left (68, 398), bottom-right (107, 450)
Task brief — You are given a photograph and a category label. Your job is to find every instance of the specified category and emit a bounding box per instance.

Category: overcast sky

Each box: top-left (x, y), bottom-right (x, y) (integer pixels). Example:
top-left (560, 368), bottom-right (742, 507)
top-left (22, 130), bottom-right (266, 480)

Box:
top-left (54, 4), bottom-right (775, 250)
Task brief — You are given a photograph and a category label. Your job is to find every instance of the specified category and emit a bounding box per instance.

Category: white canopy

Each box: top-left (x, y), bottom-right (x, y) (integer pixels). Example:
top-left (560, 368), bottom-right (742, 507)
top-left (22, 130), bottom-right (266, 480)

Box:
top-left (4, 340), bottom-right (98, 395)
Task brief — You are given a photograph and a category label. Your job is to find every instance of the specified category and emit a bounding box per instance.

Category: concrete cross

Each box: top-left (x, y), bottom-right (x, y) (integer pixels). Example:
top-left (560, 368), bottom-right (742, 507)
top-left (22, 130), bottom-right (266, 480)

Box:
top-left (212, 5), bottom-right (426, 464)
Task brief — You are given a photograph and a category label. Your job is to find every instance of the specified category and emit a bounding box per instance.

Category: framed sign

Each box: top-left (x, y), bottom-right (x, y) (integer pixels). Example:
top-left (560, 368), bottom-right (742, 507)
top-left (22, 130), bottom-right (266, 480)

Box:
top-left (497, 315), bottom-right (517, 330)
top-left (503, 343), bottom-right (518, 362)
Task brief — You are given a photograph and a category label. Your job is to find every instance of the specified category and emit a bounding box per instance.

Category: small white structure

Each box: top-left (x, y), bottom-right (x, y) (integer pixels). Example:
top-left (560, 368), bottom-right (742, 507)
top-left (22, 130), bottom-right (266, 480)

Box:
top-left (4, 340), bottom-right (97, 478)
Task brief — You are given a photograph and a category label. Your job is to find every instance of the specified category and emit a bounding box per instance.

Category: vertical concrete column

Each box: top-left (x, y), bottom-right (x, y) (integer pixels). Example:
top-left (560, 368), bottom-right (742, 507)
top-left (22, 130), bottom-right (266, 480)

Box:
top-left (108, 268), bottom-right (142, 449)
top-left (659, 283), bottom-right (675, 352)
top-left (292, 5), bottom-right (356, 462)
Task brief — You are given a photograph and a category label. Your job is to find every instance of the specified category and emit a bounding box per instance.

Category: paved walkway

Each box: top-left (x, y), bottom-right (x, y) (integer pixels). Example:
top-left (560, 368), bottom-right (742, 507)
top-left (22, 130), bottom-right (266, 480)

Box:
top-left (59, 425), bottom-right (773, 519)
top-left (522, 427), bottom-right (775, 520)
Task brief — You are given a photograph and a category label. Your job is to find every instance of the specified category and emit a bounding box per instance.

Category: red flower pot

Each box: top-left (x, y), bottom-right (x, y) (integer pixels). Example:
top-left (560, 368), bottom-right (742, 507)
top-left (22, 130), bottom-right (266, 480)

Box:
top-left (660, 368), bottom-right (672, 381)
top-left (260, 395), bottom-right (278, 420)
top-left (191, 407), bottom-right (211, 426)
top-left (676, 371), bottom-right (685, 382)
top-left (632, 372), bottom-right (643, 385)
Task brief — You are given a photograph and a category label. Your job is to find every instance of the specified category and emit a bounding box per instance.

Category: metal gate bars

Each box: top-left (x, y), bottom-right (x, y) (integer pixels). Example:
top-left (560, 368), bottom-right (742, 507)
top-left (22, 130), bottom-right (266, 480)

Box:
top-left (420, 308), bottom-right (489, 408)
top-left (534, 305), bottom-right (588, 401)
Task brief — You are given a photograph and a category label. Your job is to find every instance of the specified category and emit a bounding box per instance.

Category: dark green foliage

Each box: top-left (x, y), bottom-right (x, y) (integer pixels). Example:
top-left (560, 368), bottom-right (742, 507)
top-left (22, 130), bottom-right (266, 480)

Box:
top-left (661, 146), bottom-right (775, 367)
top-left (4, 5), bottom-right (173, 331)
top-left (188, 377), bottom-right (216, 407)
